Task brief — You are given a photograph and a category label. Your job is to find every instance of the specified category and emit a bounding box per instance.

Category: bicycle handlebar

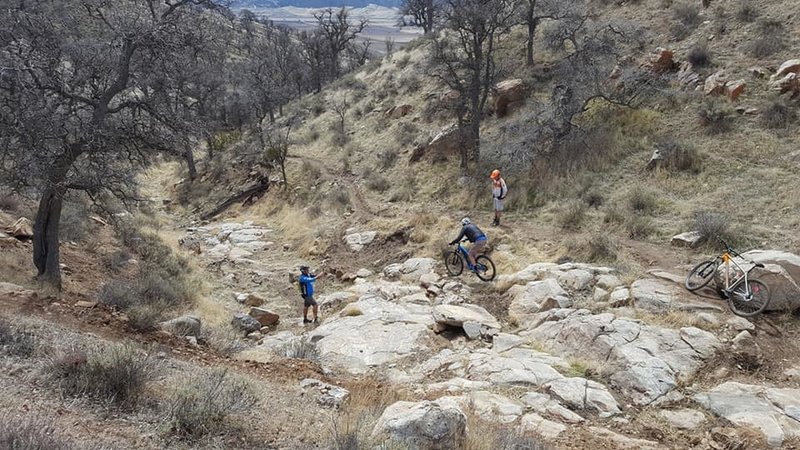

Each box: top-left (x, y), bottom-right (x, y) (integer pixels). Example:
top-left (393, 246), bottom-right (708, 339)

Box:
top-left (718, 236), bottom-right (765, 267)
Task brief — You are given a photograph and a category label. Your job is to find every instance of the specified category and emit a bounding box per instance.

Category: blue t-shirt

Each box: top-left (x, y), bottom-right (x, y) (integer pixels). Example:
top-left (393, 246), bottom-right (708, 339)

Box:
top-left (299, 274), bottom-right (316, 297)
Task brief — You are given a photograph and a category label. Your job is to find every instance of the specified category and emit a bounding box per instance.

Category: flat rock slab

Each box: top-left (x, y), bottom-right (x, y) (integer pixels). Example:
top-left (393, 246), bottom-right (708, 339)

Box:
top-left (371, 400), bottom-right (466, 450)
top-left (695, 382), bottom-right (800, 447)
top-left (524, 309), bottom-right (721, 405)
top-left (659, 408), bottom-right (707, 430)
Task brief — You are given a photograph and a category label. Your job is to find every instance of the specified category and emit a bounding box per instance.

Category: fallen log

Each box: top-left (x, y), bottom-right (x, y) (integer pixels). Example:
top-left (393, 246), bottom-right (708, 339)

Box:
top-left (200, 178), bottom-right (269, 221)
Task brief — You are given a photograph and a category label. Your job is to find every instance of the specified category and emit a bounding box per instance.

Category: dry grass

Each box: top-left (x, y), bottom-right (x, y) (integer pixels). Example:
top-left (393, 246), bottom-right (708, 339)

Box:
top-left (568, 233), bottom-right (618, 263)
top-left (0, 413), bottom-right (73, 450)
top-left (165, 368), bottom-right (258, 440)
top-left (463, 413), bottom-right (547, 450)
top-left (45, 343), bottom-right (155, 407)
top-left (634, 310), bottom-right (721, 331)
top-left (0, 318), bottom-right (35, 358)
top-left (556, 201), bottom-right (586, 231)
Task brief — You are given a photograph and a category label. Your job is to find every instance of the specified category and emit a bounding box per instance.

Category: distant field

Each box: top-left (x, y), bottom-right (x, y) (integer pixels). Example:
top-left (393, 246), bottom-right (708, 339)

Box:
top-left (242, 5), bottom-right (424, 52)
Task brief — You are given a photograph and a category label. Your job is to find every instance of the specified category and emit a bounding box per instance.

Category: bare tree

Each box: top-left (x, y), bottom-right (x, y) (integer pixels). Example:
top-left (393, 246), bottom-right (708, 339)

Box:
top-left (313, 7), bottom-right (368, 78)
top-left (263, 124), bottom-right (293, 189)
top-left (520, 0), bottom-right (576, 66)
top-left (400, 0), bottom-right (439, 34)
top-left (0, 0), bottom-right (227, 290)
top-left (429, 0), bottom-right (518, 173)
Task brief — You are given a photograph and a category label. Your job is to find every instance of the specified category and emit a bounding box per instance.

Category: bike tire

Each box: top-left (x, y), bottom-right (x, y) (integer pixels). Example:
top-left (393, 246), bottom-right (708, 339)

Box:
top-left (445, 251), bottom-right (464, 276)
top-left (474, 255), bottom-right (496, 282)
top-left (728, 279), bottom-right (770, 317)
top-left (685, 260), bottom-right (718, 292)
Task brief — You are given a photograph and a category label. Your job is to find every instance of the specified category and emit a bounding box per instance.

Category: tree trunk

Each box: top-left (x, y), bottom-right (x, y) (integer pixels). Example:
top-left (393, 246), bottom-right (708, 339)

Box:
top-left (33, 185), bottom-right (65, 291)
top-left (526, 17), bottom-right (536, 66)
top-left (185, 149), bottom-right (197, 181)
top-left (206, 137), bottom-right (214, 160)
top-left (280, 158), bottom-right (288, 188)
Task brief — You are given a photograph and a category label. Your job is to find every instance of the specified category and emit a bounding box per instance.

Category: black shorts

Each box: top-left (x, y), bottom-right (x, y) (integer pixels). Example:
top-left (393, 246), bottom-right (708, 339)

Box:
top-left (302, 295), bottom-right (317, 307)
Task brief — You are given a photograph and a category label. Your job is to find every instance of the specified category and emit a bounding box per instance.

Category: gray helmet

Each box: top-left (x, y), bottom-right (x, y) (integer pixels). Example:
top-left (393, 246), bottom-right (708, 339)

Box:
top-left (461, 217), bottom-right (471, 226)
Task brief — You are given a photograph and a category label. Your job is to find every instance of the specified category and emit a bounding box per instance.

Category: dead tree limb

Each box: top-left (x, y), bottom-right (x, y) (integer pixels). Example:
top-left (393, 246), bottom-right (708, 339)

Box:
top-left (200, 177), bottom-right (270, 221)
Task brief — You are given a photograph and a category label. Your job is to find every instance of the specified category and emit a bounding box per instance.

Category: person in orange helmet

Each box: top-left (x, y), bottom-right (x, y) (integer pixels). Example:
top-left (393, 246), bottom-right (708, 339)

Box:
top-left (490, 169), bottom-right (507, 226)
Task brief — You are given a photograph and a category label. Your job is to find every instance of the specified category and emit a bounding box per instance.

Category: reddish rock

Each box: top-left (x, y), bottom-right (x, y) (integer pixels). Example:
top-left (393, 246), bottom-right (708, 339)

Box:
top-left (725, 80), bottom-right (746, 100)
top-left (770, 73), bottom-right (800, 96)
top-left (494, 79), bottom-right (526, 118)
top-left (648, 48), bottom-right (676, 74)
top-left (385, 104), bottom-right (414, 119)
top-left (704, 70), bottom-right (727, 96)
top-left (5, 217), bottom-right (33, 239)
top-left (249, 307), bottom-right (280, 327)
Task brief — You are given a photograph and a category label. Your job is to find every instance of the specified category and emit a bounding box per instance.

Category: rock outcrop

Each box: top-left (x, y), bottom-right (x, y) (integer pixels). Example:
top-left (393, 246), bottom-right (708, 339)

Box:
top-left (371, 400), bottom-right (467, 449)
top-left (493, 79), bottom-right (526, 117)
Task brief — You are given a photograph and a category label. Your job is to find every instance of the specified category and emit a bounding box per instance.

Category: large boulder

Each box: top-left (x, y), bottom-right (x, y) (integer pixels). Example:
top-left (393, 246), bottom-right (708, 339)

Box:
top-left (695, 382), bottom-right (800, 447)
top-left (671, 231), bottom-right (703, 248)
top-left (524, 309), bottom-right (721, 405)
top-left (704, 70), bottom-right (728, 96)
top-left (508, 278), bottom-right (571, 325)
top-left (773, 59), bottom-right (800, 79)
top-left (730, 250), bottom-right (800, 311)
top-left (494, 79), bottom-right (526, 117)
top-left (371, 400), bottom-right (467, 450)
top-left (409, 124), bottom-right (469, 164)
top-left (160, 314), bottom-right (201, 337)
top-left (431, 303), bottom-right (500, 339)
top-left (385, 104), bottom-right (414, 119)
top-left (383, 258), bottom-right (437, 282)
top-left (647, 47), bottom-right (676, 74)
top-left (310, 295), bottom-right (434, 374)
top-left (231, 313), bottom-right (261, 333)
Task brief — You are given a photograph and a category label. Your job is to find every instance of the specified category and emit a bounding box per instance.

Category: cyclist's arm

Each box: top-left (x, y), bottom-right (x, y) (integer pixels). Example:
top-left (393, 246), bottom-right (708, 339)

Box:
top-left (449, 228), bottom-right (466, 245)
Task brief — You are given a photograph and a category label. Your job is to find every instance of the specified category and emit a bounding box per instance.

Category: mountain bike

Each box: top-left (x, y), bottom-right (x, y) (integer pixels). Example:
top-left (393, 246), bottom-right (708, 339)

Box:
top-left (444, 240), bottom-right (496, 282)
top-left (685, 238), bottom-right (770, 317)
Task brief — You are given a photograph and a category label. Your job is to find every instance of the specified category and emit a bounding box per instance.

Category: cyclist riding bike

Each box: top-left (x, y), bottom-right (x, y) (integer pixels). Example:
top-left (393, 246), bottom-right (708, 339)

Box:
top-left (449, 217), bottom-right (487, 271)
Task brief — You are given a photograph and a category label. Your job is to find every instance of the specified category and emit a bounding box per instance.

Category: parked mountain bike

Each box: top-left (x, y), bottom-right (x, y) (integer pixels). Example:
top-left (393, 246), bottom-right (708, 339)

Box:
top-left (445, 240), bottom-right (496, 282)
top-left (685, 238), bottom-right (771, 317)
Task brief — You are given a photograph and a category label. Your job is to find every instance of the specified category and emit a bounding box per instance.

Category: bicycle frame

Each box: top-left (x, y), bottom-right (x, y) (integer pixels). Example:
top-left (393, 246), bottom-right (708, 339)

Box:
top-left (456, 244), bottom-right (473, 269)
top-left (719, 252), bottom-right (756, 294)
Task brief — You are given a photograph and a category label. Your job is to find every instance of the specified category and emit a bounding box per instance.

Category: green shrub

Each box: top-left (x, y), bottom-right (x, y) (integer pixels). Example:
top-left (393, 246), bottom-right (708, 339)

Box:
top-left (166, 369), bottom-right (258, 439)
top-left (47, 344), bottom-right (155, 406)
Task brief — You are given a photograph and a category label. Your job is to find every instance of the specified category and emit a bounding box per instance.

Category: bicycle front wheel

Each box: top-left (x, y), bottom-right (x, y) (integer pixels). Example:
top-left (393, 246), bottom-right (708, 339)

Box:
top-left (728, 279), bottom-right (770, 317)
top-left (474, 255), bottom-right (496, 282)
top-left (685, 260), bottom-right (718, 292)
top-left (445, 251), bottom-right (464, 276)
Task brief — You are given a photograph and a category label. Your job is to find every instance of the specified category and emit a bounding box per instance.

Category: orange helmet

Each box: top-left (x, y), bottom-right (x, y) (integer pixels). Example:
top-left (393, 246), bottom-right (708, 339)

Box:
top-left (490, 169), bottom-right (501, 179)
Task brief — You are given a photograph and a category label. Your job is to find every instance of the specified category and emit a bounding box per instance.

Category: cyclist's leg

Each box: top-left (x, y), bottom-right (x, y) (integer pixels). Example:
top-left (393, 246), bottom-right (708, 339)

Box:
top-left (468, 241), bottom-right (485, 268)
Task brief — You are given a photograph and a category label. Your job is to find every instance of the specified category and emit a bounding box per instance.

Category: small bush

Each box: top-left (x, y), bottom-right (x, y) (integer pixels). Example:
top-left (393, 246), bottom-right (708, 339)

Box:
top-left (99, 271), bottom-right (191, 331)
top-left (747, 19), bottom-right (785, 58)
top-left (556, 201), bottom-right (586, 231)
top-left (697, 99), bottom-right (733, 135)
top-left (736, 0), bottom-right (758, 22)
top-left (389, 175), bottom-right (417, 203)
top-left (628, 189), bottom-right (659, 214)
top-left (654, 138), bottom-right (702, 172)
top-left (308, 129), bottom-right (321, 142)
top-left (280, 339), bottom-right (319, 361)
top-left (331, 128), bottom-right (349, 147)
top-left (204, 326), bottom-right (246, 355)
top-left (366, 174), bottom-right (390, 193)
top-left (761, 98), bottom-right (797, 129)
top-left (673, 2), bottom-right (701, 26)
top-left (102, 249), bottom-right (132, 272)
top-left (687, 44), bottom-right (711, 67)
top-left (692, 210), bottom-right (738, 245)
top-left (603, 204), bottom-right (626, 226)
top-left (330, 190), bottom-right (351, 208)
top-left (0, 319), bottom-right (35, 357)
top-left (586, 234), bottom-right (618, 263)
top-left (0, 414), bottom-right (73, 450)
top-left (583, 191), bottom-right (604, 208)
top-left (306, 204), bottom-right (324, 219)
top-left (377, 149), bottom-right (398, 170)
top-left (167, 369), bottom-right (258, 439)
top-left (302, 160), bottom-right (322, 182)
top-left (626, 216), bottom-right (655, 240)
top-left (395, 54), bottom-right (411, 69)
top-left (47, 344), bottom-right (155, 406)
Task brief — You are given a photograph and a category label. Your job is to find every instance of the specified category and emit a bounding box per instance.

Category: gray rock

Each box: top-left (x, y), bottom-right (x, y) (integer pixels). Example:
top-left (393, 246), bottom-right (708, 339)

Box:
top-left (491, 333), bottom-right (526, 353)
top-left (609, 287), bottom-right (631, 307)
top-left (737, 250), bottom-right (800, 311)
top-left (658, 408), bottom-right (706, 430)
top-left (596, 274), bottom-right (623, 290)
top-left (231, 313), bottom-right (261, 333)
top-left (671, 231), bottom-right (703, 248)
top-left (436, 391), bottom-right (523, 424)
top-left (726, 316), bottom-right (755, 331)
top-left (432, 304), bottom-right (500, 339)
top-left (160, 315), bottom-right (201, 337)
top-left (371, 400), bottom-right (466, 450)
top-left (695, 382), bottom-right (800, 447)
top-left (519, 413), bottom-right (567, 439)
top-left (545, 377), bottom-right (622, 417)
top-left (697, 312), bottom-right (719, 326)
top-left (630, 278), bottom-right (679, 312)
top-left (344, 231), bottom-right (377, 252)
top-left (249, 307), bottom-right (280, 327)
top-left (508, 278), bottom-right (571, 325)
top-left (587, 427), bottom-right (663, 449)
top-left (732, 330), bottom-right (755, 349)
top-left (523, 309), bottom-right (721, 405)
top-left (593, 287), bottom-right (610, 302)
top-left (520, 392), bottom-right (585, 423)
top-left (228, 228), bottom-right (266, 244)
top-left (356, 268), bottom-right (373, 278)
top-left (556, 269), bottom-right (594, 291)
top-left (300, 378), bottom-right (350, 408)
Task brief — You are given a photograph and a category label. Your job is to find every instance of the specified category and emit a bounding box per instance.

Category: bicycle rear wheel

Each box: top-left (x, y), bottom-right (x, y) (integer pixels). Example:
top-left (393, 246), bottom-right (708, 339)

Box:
top-left (474, 255), bottom-right (496, 282)
top-left (728, 279), bottom-right (770, 317)
top-left (445, 251), bottom-right (464, 276)
top-left (685, 260), bottom-right (718, 292)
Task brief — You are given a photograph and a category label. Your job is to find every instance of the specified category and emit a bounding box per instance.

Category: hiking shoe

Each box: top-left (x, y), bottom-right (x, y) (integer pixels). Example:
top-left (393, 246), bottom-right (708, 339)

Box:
top-left (313, 318), bottom-right (319, 324)
top-left (303, 319), bottom-right (311, 324)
